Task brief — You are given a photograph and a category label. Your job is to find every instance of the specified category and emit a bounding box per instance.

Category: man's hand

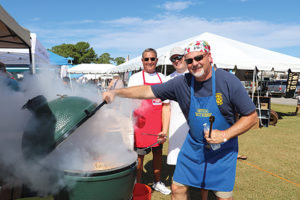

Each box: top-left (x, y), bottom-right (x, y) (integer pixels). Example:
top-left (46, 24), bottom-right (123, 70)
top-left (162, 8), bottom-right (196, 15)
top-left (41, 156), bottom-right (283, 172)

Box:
top-left (102, 91), bottom-right (116, 103)
top-left (204, 129), bottom-right (226, 144)
top-left (157, 132), bottom-right (167, 144)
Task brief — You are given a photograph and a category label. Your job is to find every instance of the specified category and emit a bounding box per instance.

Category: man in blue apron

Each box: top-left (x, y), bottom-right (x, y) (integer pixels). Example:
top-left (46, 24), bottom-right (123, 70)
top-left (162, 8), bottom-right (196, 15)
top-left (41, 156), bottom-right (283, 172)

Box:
top-left (102, 40), bottom-right (257, 200)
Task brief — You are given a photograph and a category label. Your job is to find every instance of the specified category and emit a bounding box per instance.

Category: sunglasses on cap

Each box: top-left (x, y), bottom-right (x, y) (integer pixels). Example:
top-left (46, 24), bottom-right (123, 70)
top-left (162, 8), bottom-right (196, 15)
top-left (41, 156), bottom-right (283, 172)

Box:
top-left (185, 54), bottom-right (206, 65)
top-left (143, 57), bottom-right (156, 61)
top-left (170, 55), bottom-right (184, 63)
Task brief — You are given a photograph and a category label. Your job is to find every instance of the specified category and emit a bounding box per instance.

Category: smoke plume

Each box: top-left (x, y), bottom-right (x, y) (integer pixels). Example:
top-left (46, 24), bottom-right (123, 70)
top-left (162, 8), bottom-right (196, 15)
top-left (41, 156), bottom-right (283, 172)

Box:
top-left (0, 68), bottom-right (138, 196)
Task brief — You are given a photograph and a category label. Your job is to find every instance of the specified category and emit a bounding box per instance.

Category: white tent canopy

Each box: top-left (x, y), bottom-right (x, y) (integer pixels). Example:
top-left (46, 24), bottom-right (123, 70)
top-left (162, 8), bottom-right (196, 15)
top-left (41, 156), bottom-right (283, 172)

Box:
top-left (68, 63), bottom-right (116, 74)
top-left (112, 32), bottom-right (300, 73)
top-left (78, 74), bottom-right (113, 81)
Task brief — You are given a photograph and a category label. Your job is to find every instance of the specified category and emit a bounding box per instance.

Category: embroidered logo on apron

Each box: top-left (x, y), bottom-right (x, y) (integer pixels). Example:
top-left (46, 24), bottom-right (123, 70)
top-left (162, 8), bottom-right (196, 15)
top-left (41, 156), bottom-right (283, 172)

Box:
top-left (152, 98), bottom-right (162, 105)
top-left (195, 109), bottom-right (212, 117)
top-left (216, 93), bottom-right (223, 105)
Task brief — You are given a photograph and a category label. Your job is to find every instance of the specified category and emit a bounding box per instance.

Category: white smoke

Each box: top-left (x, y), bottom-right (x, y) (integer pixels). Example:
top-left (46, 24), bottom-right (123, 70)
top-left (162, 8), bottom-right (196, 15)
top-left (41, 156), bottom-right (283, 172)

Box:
top-left (0, 67), bottom-right (138, 196)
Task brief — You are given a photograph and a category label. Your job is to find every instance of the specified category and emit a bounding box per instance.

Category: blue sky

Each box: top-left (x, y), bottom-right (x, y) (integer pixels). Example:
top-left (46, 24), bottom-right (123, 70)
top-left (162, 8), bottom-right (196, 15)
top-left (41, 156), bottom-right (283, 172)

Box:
top-left (2, 0), bottom-right (300, 59)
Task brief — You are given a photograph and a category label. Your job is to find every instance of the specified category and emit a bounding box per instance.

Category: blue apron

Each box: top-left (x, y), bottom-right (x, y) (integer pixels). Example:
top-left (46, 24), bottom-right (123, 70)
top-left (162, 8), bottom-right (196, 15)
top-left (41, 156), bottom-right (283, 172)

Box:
top-left (173, 67), bottom-right (238, 192)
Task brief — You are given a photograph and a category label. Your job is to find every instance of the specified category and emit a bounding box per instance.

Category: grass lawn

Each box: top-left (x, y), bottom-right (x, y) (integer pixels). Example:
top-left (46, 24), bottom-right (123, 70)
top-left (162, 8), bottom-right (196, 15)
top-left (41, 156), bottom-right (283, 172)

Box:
top-left (16, 104), bottom-right (300, 200)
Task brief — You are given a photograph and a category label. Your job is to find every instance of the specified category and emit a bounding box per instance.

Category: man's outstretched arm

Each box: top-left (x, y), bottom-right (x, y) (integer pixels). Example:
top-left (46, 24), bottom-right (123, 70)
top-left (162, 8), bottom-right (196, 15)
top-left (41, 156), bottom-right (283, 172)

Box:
top-left (102, 85), bottom-right (156, 103)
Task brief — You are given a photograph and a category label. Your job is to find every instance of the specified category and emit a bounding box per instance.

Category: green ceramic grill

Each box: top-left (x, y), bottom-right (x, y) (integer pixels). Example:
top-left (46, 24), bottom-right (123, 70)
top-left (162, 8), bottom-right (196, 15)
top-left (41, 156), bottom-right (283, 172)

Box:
top-left (22, 95), bottom-right (137, 200)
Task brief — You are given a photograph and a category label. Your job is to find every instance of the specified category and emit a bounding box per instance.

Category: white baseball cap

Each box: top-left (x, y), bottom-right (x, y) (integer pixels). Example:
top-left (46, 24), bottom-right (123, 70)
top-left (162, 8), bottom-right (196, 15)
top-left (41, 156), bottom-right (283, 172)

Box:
top-left (169, 47), bottom-right (184, 59)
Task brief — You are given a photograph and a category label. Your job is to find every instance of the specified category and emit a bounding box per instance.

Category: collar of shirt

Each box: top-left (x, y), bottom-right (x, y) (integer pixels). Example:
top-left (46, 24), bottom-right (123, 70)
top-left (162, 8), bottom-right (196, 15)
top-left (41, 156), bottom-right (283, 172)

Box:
top-left (170, 70), bottom-right (188, 78)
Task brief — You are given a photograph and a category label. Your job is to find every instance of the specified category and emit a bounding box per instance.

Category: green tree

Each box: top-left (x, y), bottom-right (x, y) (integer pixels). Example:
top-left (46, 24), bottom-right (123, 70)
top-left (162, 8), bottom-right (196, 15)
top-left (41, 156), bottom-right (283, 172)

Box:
top-left (74, 42), bottom-right (97, 64)
top-left (114, 57), bottom-right (126, 65)
top-left (50, 42), bottom-right (126, 65)
top-left (50, 44), bottom-right (75, 58)
top-left (96, 53), bottom-right (113, 64)
top-left (50, 42), bottom-right (97, 64)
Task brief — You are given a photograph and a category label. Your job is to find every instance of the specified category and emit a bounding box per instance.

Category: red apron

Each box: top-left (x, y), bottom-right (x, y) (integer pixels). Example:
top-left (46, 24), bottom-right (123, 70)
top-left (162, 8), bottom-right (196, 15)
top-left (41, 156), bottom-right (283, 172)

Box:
top-left (133, 71), bottom-right (163, 148)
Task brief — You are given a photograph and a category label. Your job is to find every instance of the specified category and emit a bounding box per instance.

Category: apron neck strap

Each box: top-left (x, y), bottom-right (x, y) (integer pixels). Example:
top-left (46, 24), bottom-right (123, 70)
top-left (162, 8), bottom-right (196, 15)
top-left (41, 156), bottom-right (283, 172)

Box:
top-left (212, 65), bottom-right (216, 96)
top-left (191, 76), bottom-right (195, 96)
top-left (142, 70), bottom-right (162, 84)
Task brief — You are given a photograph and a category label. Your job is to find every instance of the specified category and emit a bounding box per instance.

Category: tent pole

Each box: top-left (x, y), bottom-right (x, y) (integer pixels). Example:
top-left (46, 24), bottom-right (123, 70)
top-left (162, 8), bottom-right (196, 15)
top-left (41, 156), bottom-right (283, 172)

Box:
top-left (164, 56), bottom-right (167, 76)
top-left (251, 67), bottom-right (256, 101)
top-left (28, 47), bottom-right (35, 74)
top-left (67, 67), bottom-right (74, 92)
top-left (253, 66), bottom-right (262, 127)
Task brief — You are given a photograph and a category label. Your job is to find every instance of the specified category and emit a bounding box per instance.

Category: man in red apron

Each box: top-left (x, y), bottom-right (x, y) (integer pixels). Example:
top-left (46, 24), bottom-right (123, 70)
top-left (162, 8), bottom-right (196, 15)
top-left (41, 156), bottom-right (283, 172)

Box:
top-left (127, 48), bottom-right (171, 195)
top-left (103, 42), bottom-right (257, 200)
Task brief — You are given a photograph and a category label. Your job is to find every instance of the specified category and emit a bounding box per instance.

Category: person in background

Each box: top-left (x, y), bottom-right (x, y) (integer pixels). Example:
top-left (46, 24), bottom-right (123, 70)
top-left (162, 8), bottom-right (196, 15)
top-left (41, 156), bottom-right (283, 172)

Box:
top-left (62, 77), bottom-right (70, 85)
top-left (294, 89), bottom-right (300, 115)
top-left (102, 41), bottom-right (257, 200)
top-left (166, 47), bottom-right (189, 171)
top-left (236, 112), bottom-right (248, 160)
top-left (107, 74), bottom-right (124, 90)
top-left (0, 61), bottom-right (20, 91)
top-left (127, 48), bottom-right (171, 195)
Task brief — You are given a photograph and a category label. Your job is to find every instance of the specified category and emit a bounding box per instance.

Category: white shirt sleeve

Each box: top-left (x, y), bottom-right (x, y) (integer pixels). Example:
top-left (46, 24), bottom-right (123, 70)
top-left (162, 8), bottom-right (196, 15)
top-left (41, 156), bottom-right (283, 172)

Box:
top-left (128, 72), bottom-right (143, 87)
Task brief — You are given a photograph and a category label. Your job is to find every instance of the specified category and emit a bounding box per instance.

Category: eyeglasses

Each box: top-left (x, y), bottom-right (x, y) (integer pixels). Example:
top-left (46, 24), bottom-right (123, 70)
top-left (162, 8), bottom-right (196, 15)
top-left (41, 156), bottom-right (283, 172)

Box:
top-left (170, 55), bottom-right (184, 63)
top-left (143, 57), bottom-right (156, 62)
top-left (185, 54), bottom-right (206, 64)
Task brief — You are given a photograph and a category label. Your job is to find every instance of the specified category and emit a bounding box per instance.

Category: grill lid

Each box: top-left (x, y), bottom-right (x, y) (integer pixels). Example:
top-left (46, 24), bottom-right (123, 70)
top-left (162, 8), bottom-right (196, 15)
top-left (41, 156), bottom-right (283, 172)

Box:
top-left (49, 96), bottom-right (97, 145)
top-left (22, 95), bottom-right (97, 160)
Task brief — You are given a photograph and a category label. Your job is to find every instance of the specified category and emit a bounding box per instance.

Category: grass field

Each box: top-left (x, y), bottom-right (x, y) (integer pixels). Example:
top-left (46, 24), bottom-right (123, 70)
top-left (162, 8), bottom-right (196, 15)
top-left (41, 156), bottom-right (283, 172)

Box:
top-left (16, 104), bottom-right (300, 200)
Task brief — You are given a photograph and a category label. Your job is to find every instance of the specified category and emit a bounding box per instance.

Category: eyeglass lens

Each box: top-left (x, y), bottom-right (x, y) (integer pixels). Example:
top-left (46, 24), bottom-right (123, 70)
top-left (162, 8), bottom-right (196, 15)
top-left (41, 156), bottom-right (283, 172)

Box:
top-left (170, 55), bottom-right (183, 63)
top-left (185, 55), bottom-right (205, 64)
top-left (144, 57), bottom-right (156, 61)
